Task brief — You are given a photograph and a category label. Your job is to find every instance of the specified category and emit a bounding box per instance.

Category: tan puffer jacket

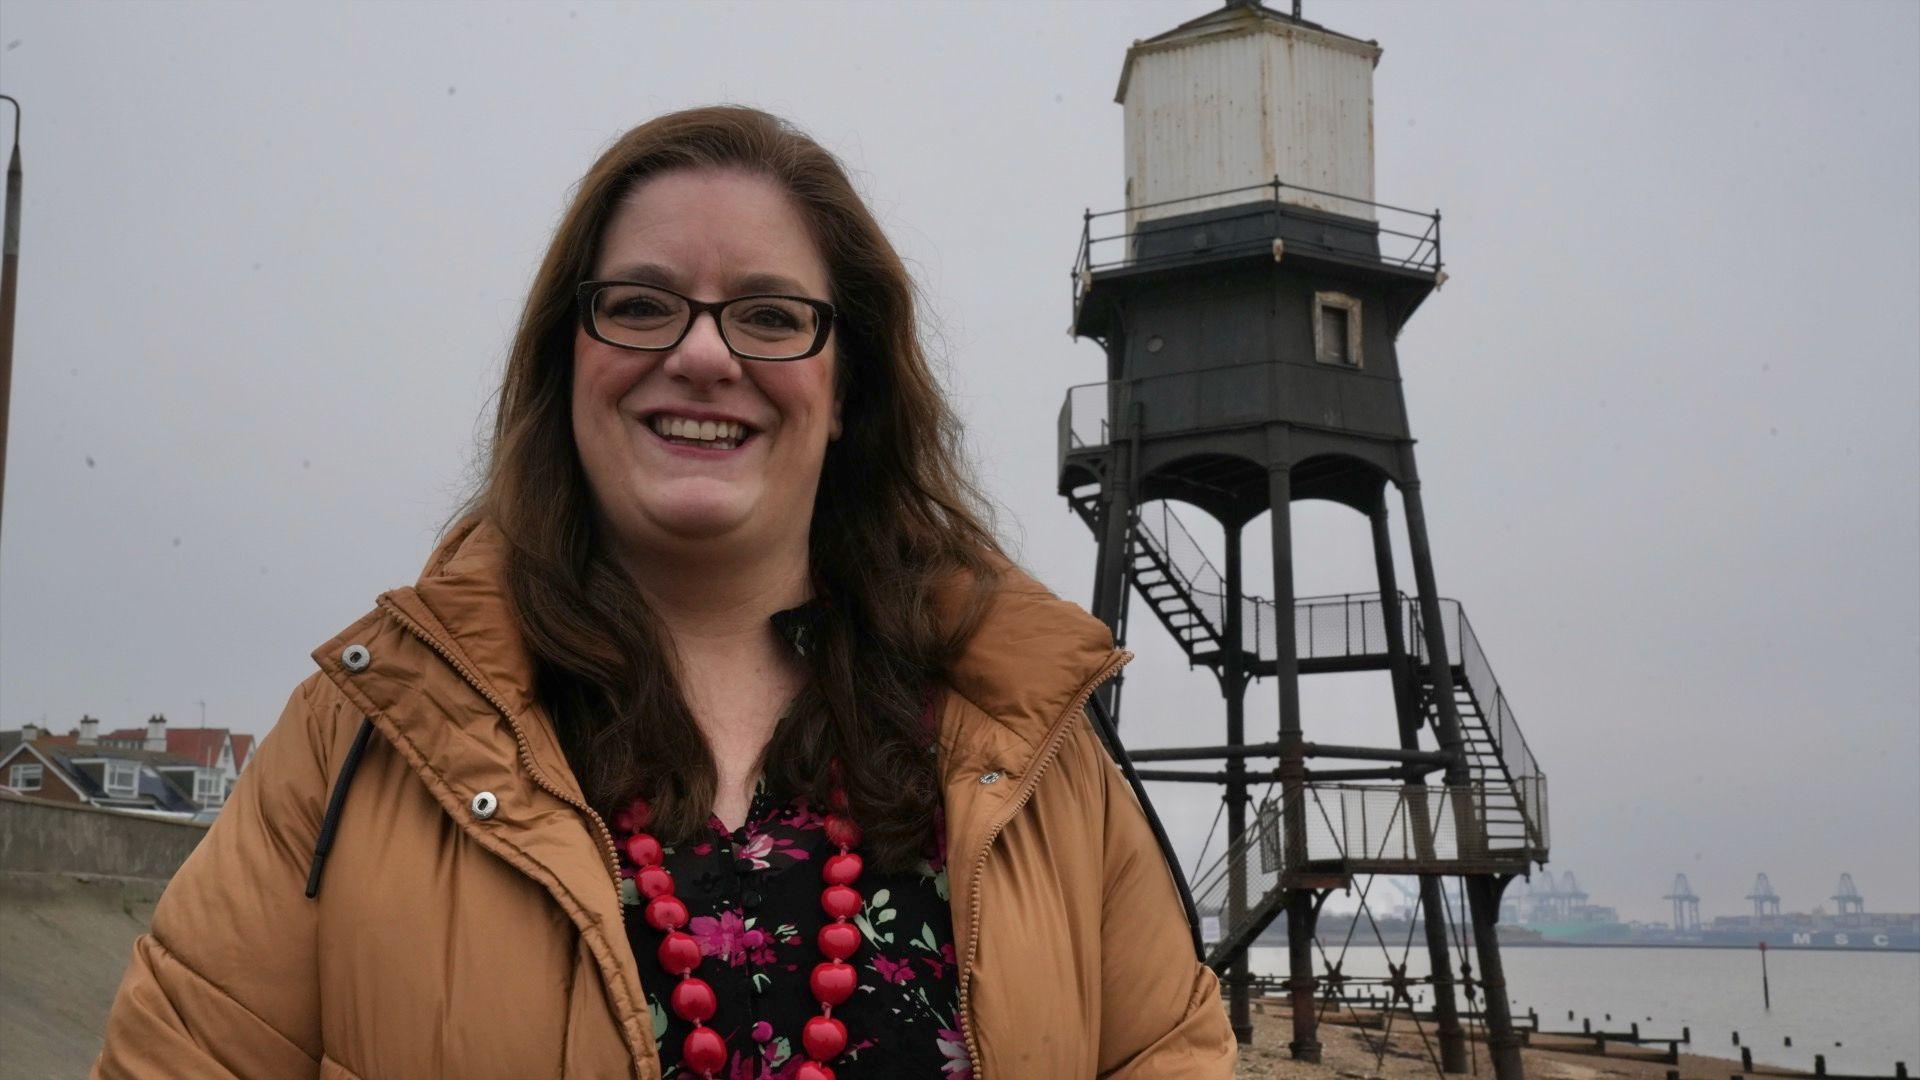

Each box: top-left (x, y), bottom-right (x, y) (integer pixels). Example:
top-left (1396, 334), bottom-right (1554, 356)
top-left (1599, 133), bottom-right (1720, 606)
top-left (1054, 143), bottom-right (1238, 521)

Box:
top-left (96, 518), bottom-right (1236, 1078)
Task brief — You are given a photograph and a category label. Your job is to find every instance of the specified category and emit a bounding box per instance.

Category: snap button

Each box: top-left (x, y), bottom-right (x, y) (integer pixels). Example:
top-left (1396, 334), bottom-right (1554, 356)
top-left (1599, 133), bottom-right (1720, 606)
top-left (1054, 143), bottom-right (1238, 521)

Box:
top-left (979, 771), bottom-right (1001, 785)
top-left (340, 644), bottom-right (371, 672)
top-left (470, 791), bottom-right (498, 820)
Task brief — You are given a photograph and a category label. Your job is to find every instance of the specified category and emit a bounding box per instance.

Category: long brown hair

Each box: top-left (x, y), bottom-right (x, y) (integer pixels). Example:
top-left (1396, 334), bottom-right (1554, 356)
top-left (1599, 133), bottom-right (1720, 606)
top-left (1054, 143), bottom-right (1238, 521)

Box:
top-left (449, 106), bottom-right (1004, 869)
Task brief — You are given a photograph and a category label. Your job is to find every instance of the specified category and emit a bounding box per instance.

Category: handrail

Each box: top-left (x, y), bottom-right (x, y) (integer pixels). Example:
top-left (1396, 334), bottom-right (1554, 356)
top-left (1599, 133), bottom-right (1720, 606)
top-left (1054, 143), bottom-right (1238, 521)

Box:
top-left (1072, 176), bottom-right (1443, 313)
top-left (1189, 781), bottom-right (1541, 955)
top-left (1086, 176), bottom-right (1440, 225)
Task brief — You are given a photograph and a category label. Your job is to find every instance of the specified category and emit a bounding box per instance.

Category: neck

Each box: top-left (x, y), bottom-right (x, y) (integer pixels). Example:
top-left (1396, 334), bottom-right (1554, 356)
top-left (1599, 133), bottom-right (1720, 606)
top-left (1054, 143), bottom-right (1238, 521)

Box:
top-left (622, 543), bottom-right (813, 650)
top-left (619, 540), bottom-right (814, 798)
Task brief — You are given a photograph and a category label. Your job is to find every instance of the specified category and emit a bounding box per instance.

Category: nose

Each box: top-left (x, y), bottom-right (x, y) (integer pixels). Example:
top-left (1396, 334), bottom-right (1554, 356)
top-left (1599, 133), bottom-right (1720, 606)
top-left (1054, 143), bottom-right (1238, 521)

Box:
top-left (661, 309), bottom-right (743, 387)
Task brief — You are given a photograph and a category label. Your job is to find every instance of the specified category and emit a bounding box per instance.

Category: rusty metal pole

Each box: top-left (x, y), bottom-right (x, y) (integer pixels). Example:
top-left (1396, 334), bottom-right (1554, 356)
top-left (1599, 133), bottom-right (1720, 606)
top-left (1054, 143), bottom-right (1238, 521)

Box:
top-left (1468, 875), bottom-right (1525, 1080)
top-left (1223, 520), bottom-right (1252, 1044)
top-left (1369, 500), bottom-right (1468, 1071)
top-left (1268, 459), bottom-right (1319, 1062)
top-left (1404, 472), bottom-right (1523, 1080)
top-left (0, 96), bottom-right (21, 544)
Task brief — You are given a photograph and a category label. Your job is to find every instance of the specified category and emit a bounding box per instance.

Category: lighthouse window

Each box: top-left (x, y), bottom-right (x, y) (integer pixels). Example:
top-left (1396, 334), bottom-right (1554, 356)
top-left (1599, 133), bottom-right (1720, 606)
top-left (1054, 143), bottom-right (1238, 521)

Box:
top-left (1322, 306), bottom-right (1349, 358)
top-left (1313, 292), bottom-right (1363, 368)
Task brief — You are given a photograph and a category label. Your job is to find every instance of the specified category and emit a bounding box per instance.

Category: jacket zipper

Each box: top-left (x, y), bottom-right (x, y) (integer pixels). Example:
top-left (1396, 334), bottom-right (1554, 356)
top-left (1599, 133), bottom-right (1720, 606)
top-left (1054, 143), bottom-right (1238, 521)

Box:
top-left (955, 647), bottom-right (1133, 1078)
top-left (375, 596), bottom-right (623, 887)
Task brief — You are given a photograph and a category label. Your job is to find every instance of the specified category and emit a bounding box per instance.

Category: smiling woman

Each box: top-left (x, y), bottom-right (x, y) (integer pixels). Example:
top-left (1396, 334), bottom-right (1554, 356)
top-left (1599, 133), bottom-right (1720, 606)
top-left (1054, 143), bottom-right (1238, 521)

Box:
top-left (94, 106), bottom-right (1235, 1079)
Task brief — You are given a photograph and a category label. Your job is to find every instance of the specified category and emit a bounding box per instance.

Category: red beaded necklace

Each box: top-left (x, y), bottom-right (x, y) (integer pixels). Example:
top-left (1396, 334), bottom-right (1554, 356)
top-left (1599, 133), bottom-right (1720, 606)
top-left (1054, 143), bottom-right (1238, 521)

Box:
top-left (615, 789), bottom-right (865, 1080)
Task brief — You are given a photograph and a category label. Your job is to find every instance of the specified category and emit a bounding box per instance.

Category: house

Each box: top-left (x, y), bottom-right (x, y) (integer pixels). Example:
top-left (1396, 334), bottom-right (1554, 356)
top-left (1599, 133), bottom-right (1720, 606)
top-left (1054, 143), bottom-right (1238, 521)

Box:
top-left (99, 714), bottom-right (255, 806)
top-left (0, 713), bottom-right (258, 815)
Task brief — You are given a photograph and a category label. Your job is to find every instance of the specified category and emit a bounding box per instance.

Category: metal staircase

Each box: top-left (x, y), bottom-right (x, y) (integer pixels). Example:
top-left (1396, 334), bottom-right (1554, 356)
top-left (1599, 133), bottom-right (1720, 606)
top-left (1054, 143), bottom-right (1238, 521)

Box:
top-left (1067, 488), bottom-right (1229, 662)
top-left (1067, 489), bottom-right (1548, 962)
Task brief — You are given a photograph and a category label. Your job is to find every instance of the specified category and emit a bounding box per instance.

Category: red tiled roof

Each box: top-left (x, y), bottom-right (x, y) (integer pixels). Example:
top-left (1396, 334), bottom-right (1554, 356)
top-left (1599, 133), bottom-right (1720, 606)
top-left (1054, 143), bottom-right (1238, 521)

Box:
top-left (164, 729), bottom-right (230, 768)
top-left (230, 734), bottom-right (256, 768)
top-left (98, 727), bottom-right (233, 767)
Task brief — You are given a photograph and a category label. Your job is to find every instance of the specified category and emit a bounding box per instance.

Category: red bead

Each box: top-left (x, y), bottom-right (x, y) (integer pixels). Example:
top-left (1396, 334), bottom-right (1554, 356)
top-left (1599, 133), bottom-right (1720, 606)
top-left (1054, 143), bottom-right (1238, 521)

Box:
top-left (645, 894), bottom-right (689, 931)
top-left (795, 1063), bottom-right (836, 1080)
top-left (810, 960), bottom-right (857, 1005)
top-left (636, 864), bottom-right (675, 899)
top-left (822, 852), bottom-right (863, 887)
top-left (821, 884), bottom-right (862, 920)
top-left (824, 814), bottom-right (862, 848)
top-left (627, 797), bottom-right (653, 830)
top-left (817, 921), bottom-right (861, 961)
top-left (670, 977), bottom-right (717, 1023)
top-left (624, 832), bottom-right (663, 867)
top-left (682, 1025), bottom-right (726, 1073)
top-left (658, 931), bottom-right (700, 975)
top-left (802, 1014), bottom-right (848, 1061)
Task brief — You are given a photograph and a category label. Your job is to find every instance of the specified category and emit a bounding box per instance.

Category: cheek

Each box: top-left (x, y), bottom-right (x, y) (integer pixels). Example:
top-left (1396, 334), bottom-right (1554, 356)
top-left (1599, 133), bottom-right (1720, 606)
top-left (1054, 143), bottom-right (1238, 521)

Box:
top-left (570, 343), bottom-right (640, 474)
top-left (768, 354), bottom-right (840, 432)
top-left (572, 336), bottom-right (649, 419)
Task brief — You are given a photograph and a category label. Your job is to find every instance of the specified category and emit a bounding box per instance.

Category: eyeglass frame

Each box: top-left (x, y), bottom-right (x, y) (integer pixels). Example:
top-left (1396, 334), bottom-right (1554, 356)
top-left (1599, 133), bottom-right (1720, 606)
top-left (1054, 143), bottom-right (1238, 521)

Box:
top-left (575, 280), bottom-right (840, 362)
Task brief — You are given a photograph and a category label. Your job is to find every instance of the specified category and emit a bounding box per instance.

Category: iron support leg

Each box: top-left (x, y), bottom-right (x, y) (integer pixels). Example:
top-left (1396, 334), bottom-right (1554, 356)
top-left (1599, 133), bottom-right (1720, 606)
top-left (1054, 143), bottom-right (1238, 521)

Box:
top-left (1371, 502), bottom-right (1468, 1071)
top-left (1089, 455), bottom-right (1133, 722)
top-left (1268, 465), bottom-right (1317, 1061)
top-left (1468, 876), bottom-right (1525, 1080)
top-left (1228, 954), bottom-right (1251, 1045)
top-left (1285, 893), bottom-right (1321, 1063)
top-left (1399, 481), bottom-right (1468, 771)
top-left (1223, 523), bottom-right (1252, 1044)
top-left (1419, 876), bottom-right (1470, 1072)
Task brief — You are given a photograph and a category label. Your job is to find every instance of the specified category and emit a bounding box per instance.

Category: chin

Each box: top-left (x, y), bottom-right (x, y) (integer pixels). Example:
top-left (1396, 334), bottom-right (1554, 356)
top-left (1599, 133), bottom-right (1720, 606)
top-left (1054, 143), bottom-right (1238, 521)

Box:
top-left (632, 492), bottom-right (754, 544)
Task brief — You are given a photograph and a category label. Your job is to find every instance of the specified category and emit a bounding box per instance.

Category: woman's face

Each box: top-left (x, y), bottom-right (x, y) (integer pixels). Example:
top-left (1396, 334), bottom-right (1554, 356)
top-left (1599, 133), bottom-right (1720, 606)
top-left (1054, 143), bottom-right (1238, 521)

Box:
top-left (573, 167), bottom-right (842, 570)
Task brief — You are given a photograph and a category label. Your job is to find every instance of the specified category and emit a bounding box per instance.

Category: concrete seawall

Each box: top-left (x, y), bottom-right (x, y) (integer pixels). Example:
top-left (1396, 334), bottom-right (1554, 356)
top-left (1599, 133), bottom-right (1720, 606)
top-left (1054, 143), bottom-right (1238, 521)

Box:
top-left (0, 791), bottom-right (208, 879)
top-left (0, 792), bottom-right (209, 1079)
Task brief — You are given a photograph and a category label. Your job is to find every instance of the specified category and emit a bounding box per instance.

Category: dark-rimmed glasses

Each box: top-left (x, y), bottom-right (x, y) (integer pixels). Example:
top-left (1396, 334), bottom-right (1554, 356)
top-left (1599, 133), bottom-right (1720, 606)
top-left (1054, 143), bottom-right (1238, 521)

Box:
top-left (577, 281), bottom-right (838, 361)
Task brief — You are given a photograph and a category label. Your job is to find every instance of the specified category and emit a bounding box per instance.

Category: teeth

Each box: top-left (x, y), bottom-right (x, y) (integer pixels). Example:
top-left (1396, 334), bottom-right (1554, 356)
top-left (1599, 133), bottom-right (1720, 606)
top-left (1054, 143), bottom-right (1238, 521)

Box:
top-left (649, 414), bottom-right (747, 445)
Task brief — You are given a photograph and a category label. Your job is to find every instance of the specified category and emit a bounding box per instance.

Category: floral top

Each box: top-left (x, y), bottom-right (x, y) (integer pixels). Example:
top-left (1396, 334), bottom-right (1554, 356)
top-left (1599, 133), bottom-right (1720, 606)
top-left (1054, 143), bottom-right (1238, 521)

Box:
top-left (616, 779), bottom-right (968, 1079)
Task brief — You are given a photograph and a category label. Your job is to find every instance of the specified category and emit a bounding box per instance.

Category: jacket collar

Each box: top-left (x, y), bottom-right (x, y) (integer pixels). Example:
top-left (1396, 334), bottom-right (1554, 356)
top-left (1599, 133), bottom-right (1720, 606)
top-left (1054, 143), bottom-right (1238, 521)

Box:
top-left (334, 515), bottom-right (1120, 787)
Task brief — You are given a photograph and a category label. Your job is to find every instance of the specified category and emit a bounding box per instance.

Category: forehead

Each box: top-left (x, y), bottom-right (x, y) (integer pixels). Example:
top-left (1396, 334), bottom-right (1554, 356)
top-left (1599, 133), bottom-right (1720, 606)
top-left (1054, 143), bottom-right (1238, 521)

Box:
top-left (594, 167), bottom-right (829, 296)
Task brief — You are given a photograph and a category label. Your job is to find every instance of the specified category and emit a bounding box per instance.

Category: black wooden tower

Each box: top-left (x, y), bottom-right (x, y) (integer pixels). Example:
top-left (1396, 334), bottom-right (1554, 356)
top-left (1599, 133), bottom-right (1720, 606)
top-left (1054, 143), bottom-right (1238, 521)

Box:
top-left (1060, 4), bottom-right (1549, 1077)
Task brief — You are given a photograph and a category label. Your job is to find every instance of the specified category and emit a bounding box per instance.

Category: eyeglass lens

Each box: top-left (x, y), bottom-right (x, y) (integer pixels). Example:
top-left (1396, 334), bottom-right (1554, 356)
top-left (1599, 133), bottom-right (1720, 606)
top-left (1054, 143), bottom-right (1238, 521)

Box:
top-left (591, 284), bottom-right (821, 359)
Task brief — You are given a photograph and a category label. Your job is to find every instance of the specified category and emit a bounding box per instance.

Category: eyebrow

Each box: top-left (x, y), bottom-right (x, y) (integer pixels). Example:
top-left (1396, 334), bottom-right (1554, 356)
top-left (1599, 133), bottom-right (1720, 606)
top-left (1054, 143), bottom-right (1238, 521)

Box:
top-left (599, 261), bottom-right (817, 298)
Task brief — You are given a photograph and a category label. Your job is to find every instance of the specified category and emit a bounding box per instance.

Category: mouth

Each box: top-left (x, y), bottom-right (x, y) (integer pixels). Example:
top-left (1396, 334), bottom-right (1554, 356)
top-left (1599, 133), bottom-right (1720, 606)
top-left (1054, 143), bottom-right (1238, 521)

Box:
top-left (641, 411), bottom-right (758, 452)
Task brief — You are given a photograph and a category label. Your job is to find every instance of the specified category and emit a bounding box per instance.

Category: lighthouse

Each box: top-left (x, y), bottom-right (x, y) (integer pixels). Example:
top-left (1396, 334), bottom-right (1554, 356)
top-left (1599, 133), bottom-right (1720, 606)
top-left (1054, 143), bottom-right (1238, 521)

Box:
top-left (1060, 3), bottom-right (1547, 1075)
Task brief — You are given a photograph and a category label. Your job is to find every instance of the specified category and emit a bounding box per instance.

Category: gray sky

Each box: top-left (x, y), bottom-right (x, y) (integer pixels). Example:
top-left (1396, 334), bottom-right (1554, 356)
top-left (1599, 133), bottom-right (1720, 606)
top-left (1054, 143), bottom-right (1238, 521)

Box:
top-left (1, 0), bottom-right (1915, 924)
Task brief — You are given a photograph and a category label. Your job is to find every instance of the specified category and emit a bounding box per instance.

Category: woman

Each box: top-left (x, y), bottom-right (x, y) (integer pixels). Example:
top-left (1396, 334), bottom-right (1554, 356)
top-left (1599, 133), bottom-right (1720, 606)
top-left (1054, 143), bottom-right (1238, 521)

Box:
top-left (97, 106), bottom-right (1234, 1079)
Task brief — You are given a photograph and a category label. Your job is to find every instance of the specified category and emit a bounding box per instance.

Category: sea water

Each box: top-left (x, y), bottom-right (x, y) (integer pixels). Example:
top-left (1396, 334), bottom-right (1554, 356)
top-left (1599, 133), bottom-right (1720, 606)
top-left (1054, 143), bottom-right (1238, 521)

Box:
top-left (1247, 944), bottom-right (1920, 1075)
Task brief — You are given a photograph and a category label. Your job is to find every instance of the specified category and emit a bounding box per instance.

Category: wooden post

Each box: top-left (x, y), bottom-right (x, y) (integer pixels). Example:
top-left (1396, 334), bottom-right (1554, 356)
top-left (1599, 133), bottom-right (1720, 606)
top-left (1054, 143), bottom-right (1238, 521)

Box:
top-left (1760, 941), bottom-right (1772, 1009)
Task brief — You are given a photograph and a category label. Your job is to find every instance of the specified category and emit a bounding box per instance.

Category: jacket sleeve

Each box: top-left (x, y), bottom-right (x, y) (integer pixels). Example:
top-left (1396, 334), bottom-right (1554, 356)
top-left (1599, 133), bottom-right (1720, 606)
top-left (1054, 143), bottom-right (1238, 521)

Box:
top-left (94, 673), bottom-right (349, 1079)
top-left (1084, 712), bottom-right (1239, 1078)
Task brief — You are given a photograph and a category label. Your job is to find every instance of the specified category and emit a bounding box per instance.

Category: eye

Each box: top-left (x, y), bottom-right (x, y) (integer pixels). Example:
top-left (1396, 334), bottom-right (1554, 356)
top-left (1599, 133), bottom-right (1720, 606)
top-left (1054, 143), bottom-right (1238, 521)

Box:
top-left (738, 304), bottom-right (804, 331)
top-left (611, 296), bottom-right (673, 318)
top-left (724, 298), bottom-right (817, 347)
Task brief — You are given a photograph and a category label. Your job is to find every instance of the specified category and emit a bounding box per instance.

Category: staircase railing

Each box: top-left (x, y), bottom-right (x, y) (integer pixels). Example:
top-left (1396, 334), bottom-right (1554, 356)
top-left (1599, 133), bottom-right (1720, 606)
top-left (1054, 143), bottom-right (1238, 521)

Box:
top-left (1134, 501), bottom-right (1229, 642)
top-left (1190, 782), bottom-right (1521, 965)
top-left (1066, 493), bottom-right (1549, 860)
top-left (1408, 603), bottom-right (1548, 854)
